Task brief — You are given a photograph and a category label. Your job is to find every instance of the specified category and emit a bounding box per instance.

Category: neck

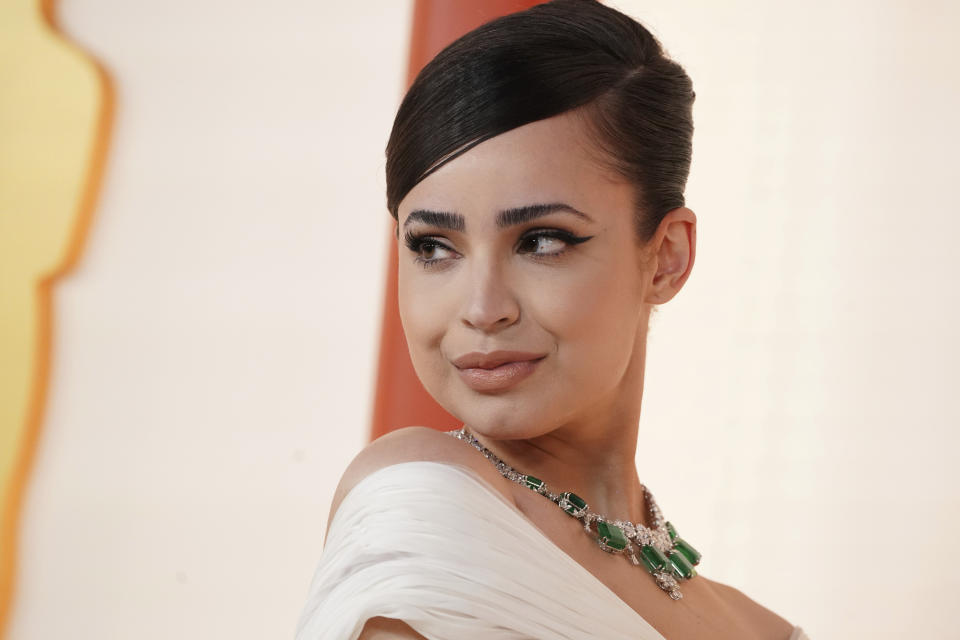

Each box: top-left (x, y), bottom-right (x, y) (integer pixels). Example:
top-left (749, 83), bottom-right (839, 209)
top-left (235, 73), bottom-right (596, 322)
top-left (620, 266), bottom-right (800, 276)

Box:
top-left (467, 326), bottom-right (652, 526)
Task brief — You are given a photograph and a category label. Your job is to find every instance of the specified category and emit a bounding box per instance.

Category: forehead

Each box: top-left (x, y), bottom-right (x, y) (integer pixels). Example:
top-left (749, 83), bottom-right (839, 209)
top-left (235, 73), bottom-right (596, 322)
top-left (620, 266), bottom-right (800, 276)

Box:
top-left (397, 111), bottom-right (634, 229)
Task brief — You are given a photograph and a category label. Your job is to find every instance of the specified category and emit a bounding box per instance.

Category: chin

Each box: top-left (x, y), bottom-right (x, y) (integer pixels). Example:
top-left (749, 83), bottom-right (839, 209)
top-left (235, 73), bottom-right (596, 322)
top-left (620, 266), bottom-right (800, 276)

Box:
top-left (432, 374), bottom-right (566, 439)
top-left (458, 409), bottom-right (557, 441)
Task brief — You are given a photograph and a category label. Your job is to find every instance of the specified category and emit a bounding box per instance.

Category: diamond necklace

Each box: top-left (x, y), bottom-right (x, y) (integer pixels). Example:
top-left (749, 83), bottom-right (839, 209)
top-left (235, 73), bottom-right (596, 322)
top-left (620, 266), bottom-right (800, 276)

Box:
top-left (447, 425), bottom-right (702, 600)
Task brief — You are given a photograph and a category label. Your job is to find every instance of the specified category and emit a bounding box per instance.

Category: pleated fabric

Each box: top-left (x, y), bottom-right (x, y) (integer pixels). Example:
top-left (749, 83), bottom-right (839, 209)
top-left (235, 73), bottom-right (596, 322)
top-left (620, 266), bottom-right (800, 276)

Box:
top-left (295, 461), bottom-right (809, 640)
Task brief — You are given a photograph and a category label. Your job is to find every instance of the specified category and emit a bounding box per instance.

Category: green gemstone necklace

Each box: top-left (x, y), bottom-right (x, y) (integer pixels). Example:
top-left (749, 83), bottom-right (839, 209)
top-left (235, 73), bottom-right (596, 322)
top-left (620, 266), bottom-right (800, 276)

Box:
top-left (448, 426), bottom-right (702, 600)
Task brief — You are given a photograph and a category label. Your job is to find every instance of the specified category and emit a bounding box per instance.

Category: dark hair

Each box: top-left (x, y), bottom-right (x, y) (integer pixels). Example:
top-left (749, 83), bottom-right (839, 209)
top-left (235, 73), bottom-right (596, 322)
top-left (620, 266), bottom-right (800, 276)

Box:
top-left (385, 0), bottom-right (695, 243)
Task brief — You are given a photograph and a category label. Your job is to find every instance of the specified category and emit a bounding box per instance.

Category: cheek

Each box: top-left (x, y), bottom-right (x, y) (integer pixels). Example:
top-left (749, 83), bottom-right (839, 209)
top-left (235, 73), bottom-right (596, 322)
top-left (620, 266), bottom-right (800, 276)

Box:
top-left (398, 268), bottom-right (452, 372)
top-left (534, 261), bottom-right (641, 380)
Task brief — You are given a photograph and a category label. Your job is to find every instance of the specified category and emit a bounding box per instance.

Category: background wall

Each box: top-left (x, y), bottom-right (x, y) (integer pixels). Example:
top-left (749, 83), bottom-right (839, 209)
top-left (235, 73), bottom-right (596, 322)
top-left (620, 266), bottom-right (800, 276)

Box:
top-left (4, 1), bottom-right (958, 638)
top-left (6, 1), bottom-right (410, 637)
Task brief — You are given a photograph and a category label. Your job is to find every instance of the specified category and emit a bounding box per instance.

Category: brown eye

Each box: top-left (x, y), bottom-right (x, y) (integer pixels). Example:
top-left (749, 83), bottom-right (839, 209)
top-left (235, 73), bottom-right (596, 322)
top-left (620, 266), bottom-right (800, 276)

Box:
top-left (421, 240), bottom-right (455, 260)
top-left (517, 229), bottom-right (592, 257)
top-left (419, 241), bottom-right (440, 259)
top-left (521, 234), bottom-right (566, 255)
top-left (403, 231), bottom-right (457, 269)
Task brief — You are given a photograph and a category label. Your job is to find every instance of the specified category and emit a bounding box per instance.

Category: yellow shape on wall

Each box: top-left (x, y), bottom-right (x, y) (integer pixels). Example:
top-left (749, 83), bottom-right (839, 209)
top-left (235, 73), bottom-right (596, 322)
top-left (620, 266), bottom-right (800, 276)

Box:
top-left (0, 0), bottom-right (111, 635)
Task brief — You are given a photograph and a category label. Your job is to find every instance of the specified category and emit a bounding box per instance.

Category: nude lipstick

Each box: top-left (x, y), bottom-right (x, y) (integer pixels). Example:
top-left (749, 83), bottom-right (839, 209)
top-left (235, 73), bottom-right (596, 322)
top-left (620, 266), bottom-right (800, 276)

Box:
top-left (452, 350), bottom-right (547, 392)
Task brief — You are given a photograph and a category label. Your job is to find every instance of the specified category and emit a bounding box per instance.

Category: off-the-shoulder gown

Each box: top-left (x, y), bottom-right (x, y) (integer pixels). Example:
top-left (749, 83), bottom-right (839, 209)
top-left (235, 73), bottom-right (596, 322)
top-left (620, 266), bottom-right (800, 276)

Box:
top-left (295, 461), bottom-right (809, 640)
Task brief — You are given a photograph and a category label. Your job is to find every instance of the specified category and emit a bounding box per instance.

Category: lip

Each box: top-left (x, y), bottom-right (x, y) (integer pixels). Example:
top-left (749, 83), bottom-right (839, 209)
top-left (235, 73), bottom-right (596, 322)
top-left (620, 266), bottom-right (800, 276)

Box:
top-left (452, 350), bottom-right (548, 370)
top-left (453, 350), bottom-right (547, 393)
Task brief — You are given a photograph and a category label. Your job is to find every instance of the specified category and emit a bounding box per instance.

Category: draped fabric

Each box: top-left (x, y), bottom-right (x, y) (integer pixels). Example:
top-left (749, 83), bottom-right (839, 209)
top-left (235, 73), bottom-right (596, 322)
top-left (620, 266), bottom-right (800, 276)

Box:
top-left (295, 461), bottom-right (808, 640)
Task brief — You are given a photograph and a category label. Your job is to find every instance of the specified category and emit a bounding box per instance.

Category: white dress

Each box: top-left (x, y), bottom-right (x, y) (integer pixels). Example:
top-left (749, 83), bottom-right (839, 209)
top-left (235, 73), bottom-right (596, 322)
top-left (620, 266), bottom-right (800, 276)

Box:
top-left (295, 461), bottom-right (809, 640)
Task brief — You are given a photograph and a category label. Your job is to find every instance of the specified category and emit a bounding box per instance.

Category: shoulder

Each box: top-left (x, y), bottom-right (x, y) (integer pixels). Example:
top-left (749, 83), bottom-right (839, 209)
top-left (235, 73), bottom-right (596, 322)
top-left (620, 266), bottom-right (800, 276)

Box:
top-left (357, 617), bottom-right (428, 640)
top-left (699, 576), bottom-right (795, 639)
top-left (325, 427), bottom-right (517, 535)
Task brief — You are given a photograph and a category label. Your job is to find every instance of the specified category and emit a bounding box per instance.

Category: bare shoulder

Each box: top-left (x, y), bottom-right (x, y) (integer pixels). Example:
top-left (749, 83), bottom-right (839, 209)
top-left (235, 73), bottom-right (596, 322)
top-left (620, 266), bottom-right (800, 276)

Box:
top-left (699, 575), bottom-right (796, 640)
top-left (325, 426), bottom-right (516, 535)
top-left (327, 430), bottom-right (513, 634)
top-left (357, 616), bottom-right (428, 639)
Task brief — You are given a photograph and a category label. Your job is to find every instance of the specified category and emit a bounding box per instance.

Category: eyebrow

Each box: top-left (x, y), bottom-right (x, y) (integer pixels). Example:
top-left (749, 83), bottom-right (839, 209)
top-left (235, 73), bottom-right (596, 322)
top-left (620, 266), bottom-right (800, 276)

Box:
top-left (400, 203), bottom-right (594, 233)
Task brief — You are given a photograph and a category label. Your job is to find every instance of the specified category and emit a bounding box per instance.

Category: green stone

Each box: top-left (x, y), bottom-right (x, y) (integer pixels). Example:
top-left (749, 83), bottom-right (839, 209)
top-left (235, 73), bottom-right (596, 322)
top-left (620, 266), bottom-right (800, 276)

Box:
top-left (596, 521), bottom-right (628, 551)
top-left (560, 492), bottom-right (587, 516)
top-left (639, 544), bottom-right (669, 574)
top-left (524, 475), bottom-right (544, 491)
top-left (674, 538), bottom-right (701, 566)
top-left (669, 550), bottom-right (697, 580)
top-left (665, 521), bottom-right (678, 541)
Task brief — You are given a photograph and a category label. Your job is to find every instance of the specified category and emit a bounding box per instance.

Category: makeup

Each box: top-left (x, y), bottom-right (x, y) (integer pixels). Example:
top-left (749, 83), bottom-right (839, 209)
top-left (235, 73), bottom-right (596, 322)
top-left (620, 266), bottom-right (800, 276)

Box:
top-left (455, 356), bottom-right (545, 392)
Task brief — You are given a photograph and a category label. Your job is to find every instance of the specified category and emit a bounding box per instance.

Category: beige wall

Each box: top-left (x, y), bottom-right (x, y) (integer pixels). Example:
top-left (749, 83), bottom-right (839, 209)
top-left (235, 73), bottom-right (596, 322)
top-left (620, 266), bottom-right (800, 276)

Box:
top-left (7, 1), bottom-right (958, 638)
top-left (614, 1), bottom-right (960, 637)
top-left (7, 1), bottom-right (411, 637)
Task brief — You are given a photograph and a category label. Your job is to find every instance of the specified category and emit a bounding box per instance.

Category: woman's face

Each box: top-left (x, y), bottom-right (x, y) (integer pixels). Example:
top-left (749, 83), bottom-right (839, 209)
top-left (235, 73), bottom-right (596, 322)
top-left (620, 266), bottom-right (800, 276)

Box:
top-left (396, 110), bottom-right (659, 440)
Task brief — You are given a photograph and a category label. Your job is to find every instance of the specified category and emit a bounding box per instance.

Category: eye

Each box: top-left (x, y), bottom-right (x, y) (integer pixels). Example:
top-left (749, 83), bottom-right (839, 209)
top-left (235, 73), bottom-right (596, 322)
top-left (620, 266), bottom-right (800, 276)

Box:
top-left (403, 231), bottom-right (457, 269)
top-left (402, 228), bottom-right (594, 270)
top-left (517, 228), bottom-right (593, 258)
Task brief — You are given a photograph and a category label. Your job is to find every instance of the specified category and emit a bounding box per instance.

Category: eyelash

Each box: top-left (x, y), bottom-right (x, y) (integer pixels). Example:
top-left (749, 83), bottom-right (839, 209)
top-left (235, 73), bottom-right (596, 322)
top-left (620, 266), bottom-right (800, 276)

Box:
top-left (402, 228), bottom-right (593, 269)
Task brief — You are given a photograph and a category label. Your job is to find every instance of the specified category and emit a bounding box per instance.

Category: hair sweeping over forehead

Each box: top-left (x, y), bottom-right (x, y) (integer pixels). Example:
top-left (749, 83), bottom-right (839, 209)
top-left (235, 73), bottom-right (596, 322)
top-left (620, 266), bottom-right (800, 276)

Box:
top-left (385, 0), bottom-right (695, 243)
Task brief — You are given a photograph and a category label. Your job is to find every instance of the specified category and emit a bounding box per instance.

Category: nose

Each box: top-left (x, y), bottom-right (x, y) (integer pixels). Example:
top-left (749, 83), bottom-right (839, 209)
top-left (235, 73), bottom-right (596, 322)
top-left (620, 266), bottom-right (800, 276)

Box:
top-left (459, 256), bottom-right (520, 333)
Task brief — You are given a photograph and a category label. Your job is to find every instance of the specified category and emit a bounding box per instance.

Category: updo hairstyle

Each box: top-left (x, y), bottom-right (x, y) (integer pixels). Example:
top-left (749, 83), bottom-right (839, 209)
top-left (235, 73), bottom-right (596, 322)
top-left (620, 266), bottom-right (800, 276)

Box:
top-left (385, 0), bottom-right (696, 243)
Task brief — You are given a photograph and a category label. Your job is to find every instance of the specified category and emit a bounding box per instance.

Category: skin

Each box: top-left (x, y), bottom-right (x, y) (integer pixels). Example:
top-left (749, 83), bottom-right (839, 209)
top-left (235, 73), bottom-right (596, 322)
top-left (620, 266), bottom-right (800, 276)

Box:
top-left (396, 107), bottom-right (669, 522)
top-left (335, 109), bottom-right (794, 639)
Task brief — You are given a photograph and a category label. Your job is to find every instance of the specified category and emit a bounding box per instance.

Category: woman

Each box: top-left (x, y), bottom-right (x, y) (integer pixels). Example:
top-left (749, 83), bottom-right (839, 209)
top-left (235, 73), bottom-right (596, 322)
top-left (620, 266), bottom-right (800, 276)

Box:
top-left (297, 1), bottom-right (807, 638)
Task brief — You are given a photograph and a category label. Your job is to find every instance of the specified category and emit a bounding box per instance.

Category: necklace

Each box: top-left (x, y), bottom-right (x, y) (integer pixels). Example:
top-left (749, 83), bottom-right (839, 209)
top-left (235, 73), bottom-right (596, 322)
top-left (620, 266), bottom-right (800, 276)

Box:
top-left (447, 426), bottom-right (702, 600)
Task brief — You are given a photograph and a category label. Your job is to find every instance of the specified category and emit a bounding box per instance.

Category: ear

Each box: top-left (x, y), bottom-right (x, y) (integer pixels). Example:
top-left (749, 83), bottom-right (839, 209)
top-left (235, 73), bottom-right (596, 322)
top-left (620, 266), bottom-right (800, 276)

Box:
top-left (643, 207), bottom-right (697, 305)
